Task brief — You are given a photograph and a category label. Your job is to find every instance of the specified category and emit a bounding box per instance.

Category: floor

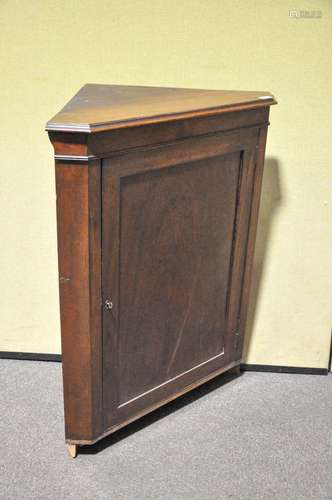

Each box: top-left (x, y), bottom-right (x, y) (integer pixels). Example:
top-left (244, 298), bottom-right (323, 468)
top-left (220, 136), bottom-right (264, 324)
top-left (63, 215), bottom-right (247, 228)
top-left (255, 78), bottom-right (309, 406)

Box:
top-left (0, 360), bottom-right (331, 500)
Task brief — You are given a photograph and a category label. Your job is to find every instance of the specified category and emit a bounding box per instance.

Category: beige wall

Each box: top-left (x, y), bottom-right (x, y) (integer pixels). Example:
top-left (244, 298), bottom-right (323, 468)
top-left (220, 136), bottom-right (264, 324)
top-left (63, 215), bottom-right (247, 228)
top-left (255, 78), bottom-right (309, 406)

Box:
top-left (1, 0), bottom-right (331, 367)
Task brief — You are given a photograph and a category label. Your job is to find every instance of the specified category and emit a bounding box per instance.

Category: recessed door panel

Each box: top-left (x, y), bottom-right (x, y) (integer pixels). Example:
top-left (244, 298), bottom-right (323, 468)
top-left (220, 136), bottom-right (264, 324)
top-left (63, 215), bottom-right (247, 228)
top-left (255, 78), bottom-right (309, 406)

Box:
top-left (118, 153), bottom-right (239, 404)
top-left (102, 131), bottom-right (257, 427)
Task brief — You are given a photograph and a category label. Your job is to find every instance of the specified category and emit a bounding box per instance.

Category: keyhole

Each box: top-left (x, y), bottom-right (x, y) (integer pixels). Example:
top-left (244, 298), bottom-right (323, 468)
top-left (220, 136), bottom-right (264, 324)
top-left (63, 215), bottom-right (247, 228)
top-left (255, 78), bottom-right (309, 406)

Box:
top-left (104, 299), bottom-right (113, 310)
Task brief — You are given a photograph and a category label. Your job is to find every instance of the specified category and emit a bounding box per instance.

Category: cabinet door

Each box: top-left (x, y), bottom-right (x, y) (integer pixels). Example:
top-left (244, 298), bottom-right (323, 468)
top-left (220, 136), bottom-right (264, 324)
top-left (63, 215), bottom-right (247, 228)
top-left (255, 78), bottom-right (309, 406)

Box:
top-left (102, 128), bottom-right (259, 429)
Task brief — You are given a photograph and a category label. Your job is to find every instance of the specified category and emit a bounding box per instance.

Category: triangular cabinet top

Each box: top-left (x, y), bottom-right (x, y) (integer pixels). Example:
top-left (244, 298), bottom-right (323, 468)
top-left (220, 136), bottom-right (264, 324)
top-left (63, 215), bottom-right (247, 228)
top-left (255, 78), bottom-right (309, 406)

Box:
top-left (46, 84), bottom-right (276, 133)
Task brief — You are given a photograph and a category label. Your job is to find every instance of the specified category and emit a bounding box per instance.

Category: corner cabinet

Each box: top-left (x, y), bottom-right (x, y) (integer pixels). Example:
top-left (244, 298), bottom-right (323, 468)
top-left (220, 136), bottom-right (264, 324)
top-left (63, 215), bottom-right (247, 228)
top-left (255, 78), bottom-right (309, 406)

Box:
top-left (46, 84), bottom-right (276, 457)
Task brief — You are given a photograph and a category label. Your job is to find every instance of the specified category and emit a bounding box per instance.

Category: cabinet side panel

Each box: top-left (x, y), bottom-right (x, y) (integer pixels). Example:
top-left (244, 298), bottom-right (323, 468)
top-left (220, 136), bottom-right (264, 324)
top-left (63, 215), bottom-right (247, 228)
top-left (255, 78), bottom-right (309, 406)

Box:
top-left (237, 126), bottom-right (269, 358)
top-left (55, 160), bottom-right (102, 442)
top-left (224, 146), bottom-right (257, 358)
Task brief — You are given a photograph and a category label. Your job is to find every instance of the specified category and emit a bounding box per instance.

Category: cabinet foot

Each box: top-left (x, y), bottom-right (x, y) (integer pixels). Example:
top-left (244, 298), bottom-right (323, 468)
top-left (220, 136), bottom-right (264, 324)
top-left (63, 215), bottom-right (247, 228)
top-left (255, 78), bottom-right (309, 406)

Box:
top-left (228, 365), bottom-right (241, 376)
top-left (67, 444), bottom-right (78, 458)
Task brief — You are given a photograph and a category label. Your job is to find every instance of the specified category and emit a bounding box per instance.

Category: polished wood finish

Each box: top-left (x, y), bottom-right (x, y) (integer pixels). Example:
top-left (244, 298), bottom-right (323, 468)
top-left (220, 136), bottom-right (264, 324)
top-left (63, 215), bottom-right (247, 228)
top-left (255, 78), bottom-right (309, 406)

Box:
top-left (55, 160), bottom-right (103, 442)
top-left (49, 107), bottom-right (270, 160)
top-left (46, 84), bottom-right (276, 133)
top-left (47, 84), bottom-right (276, 449)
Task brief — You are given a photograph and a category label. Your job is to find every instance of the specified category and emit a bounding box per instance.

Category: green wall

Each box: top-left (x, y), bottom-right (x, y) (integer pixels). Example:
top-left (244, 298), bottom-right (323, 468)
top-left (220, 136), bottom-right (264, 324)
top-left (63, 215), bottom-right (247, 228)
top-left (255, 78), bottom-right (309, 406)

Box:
top-left (1, 0), bottom-right (331, 367)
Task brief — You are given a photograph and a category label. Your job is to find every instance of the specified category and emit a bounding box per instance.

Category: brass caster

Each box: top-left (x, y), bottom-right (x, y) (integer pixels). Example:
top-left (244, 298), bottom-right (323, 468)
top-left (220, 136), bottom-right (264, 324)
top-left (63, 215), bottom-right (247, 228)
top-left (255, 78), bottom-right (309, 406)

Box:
top-left (67, 443), bottom-right (78, 458)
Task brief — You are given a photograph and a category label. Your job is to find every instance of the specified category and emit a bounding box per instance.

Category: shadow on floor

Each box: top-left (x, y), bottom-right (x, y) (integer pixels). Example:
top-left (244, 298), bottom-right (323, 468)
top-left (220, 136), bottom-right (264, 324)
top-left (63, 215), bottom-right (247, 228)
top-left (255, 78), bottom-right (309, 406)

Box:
top-left (79, 369), bottom-right (242, 455)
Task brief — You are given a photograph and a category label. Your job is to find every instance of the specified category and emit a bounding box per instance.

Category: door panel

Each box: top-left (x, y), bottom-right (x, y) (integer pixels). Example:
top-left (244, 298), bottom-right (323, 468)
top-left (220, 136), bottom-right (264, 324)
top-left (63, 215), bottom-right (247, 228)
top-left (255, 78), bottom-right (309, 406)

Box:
top-left (118, 153), bottom-right (239, 404)
top-left (102, 130), bottom-right (257, 428)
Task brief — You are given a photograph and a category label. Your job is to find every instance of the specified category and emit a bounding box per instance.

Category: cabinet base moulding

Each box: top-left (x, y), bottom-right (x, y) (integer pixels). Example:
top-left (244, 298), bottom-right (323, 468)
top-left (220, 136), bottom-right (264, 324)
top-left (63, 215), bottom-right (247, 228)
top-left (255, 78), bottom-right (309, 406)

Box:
top-left (66, 360), bottom-right (242, 448)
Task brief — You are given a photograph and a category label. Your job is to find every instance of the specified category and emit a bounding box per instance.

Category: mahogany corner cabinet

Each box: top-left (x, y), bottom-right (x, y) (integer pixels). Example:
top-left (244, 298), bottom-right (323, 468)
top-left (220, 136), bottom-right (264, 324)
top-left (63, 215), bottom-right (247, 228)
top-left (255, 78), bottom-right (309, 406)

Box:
top-left (46, 84), bottom-right (276, 458)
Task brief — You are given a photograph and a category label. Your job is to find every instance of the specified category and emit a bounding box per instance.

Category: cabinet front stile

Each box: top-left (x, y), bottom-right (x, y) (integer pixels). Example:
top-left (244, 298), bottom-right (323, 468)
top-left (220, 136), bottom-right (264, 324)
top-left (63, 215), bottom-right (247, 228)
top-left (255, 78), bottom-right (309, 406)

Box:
top-left (55, 159), bottom-right (103, 444)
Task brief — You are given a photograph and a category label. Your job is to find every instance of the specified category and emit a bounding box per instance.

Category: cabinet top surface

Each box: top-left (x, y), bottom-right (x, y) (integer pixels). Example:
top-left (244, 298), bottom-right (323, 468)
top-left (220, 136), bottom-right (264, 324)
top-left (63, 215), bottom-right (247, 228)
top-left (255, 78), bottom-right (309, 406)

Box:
top-left (46, 84), bottom-right (276, 133)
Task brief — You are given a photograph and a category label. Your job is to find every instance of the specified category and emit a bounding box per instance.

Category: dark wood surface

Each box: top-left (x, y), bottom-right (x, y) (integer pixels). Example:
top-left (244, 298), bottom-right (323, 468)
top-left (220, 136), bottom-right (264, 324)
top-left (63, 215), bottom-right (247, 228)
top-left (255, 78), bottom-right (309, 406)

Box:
top-left (47, 84), bottom-right (276, 447)
top-left (55, 160), bottom-right (103, 442)
top-left (49, 107), bottom-right (270, 160)
top-left (46, 83), bottom-right (276, 132)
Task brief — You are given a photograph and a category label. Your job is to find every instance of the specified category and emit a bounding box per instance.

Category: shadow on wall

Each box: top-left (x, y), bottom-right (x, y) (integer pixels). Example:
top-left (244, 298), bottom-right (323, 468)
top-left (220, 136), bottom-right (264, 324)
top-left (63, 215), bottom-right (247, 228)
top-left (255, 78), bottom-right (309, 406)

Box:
top-left (243, 157), bottom-right (282, 360)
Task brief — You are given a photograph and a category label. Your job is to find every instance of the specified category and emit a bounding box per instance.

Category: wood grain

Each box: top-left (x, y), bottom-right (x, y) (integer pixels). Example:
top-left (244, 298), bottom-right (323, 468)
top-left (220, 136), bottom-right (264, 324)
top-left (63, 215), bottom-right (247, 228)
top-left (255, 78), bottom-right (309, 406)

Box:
top-left (47, 84), bottom-right (276, 447)
top-left (55, 160), bottom-right (103, 442)
top-left (46, 83), bottom-right (276, 132)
